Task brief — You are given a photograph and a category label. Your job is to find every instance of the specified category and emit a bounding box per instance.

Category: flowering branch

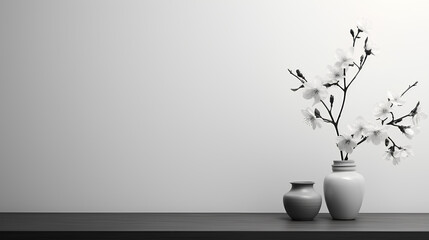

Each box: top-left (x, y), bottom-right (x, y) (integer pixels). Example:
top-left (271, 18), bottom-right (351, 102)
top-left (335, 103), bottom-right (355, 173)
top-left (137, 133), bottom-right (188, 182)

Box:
top-left (288, 22), bottom-right (425, 165)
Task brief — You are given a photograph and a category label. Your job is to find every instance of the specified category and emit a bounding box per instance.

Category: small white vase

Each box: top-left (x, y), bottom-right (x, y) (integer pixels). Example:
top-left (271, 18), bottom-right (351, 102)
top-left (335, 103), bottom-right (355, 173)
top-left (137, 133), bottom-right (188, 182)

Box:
top-left (323, 160), bottom-right (365, 220)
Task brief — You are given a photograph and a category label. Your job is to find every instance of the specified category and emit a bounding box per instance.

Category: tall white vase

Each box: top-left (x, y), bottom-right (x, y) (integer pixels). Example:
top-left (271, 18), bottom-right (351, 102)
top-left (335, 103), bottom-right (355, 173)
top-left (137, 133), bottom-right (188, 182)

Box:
top-left (324, 160), bottom-right (365, 220)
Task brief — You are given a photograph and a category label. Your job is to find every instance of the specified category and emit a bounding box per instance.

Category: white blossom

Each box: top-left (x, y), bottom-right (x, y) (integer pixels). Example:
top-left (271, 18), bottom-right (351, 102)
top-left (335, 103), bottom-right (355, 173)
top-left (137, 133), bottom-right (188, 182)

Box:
top-left (374, 101), bottom-right (392, 119)
top-left (365, 39), bottom-right (380, 55)
top-left (385, 146), bottom-right (414, 165)
top-left (302, 81), bottom-right (328, 105)
top-left (337, 135), bottom-right (357, 154)
top-left (383, 149), bottom-right (401, 165)
top-left (326, 65), bottom-right (343, 84)
top-left (387, 91), bottom-right (405, 106)
top-left (335, 48), bottom-right (354, 69)
top-left (396, 146), bottom-right (414, 159)
top-left (357, 19), bottom-right (372, 34)
top-left (412, 105), bottom-right (427, 125)
top-left (366, 125), bottom-right (389, 145)
top-left (402, 126), bottom-right (420, 139)
top-left (301, 108), bottom-right (323, 130)
top-left (348, 117), bottom-right (371, 139)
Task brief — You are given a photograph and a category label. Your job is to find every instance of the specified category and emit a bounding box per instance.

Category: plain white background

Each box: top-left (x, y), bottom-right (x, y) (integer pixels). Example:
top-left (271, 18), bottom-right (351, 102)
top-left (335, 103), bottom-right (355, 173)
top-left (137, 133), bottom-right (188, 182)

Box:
top-left (0, 0), bottom-right (429, 212)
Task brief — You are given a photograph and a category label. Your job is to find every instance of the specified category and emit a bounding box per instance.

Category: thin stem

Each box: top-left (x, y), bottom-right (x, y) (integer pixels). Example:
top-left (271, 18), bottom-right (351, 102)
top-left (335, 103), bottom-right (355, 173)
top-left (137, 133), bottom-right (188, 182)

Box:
top-left (390, 112), bottom-right (395, 122)
top-left (321, 100), bottom-right (344, 160)
top-left (401, 81), bottom-right (418, 97)
top-left (388, 137), bottom-right (401, 149)
top-left (321, 100), bottom-right (339, 134)
top-left (288, 69), bottom-right (306, 83)
top-left (352, 30), bottom-right (361, 47)
top-left (334, 83), bottom-right (344, 91)
top-left (386, 113), bottom-right (412, 125)
top-left (336, 69), bottom-right (348, 124)
top-left (341, 30), bottom-right (368, 160)
top-left (357, 136), bottom-right (368, 146)
top-left (347, 55), bottom-right (368, 89)
top-left (327, 68), bottom-right (348, 161)
top-left (322, 118), bottom-right (332, 123)
top-left (353, 62), bottom-right (360, 69)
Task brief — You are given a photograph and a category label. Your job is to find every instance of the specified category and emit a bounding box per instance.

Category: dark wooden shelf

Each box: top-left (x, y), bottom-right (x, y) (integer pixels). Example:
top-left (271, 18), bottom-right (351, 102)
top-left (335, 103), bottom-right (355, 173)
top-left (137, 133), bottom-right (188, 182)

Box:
top-left (1, 213), bottom-right (428, 239)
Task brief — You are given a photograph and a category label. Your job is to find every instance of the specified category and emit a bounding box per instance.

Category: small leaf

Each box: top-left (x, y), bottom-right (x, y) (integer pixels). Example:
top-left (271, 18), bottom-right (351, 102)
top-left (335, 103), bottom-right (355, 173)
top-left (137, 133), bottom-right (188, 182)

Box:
top-left (365, 37), bottom-right (369, 46)
top-left (385, 138), bottom-right (390, 147)
top-left (350, 29), bottom-right (355, 38)
top-left (360, 55), bottom-right (364, 65)
top-left (324, 83), bottom-right (337, 88)
top-left (291, 85), bottom-right (304, 92)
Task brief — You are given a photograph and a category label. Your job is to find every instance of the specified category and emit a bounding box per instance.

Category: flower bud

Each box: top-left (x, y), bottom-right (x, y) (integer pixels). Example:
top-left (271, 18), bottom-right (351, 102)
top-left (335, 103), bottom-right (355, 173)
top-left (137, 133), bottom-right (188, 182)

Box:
top-left (385, 138), bottom-right (390, 147)
top-left (314, 108), bottom-right (321, 118)
top-left (296, 69), bottom-right (306, 80)
top-left (365, 49), bottom-right (372, 56)
top-left (410, 101), bottom-right (420, 117)
top-left (398, 126), bottom-right (409, 134)
top-left (350, 29), bottom-right (355, 38)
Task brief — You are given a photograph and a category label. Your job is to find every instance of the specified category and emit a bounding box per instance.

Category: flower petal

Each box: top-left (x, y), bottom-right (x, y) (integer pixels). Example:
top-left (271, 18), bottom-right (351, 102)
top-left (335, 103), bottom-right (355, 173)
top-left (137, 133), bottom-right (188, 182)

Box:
top-left (302, 89), bottom-right (314, 100)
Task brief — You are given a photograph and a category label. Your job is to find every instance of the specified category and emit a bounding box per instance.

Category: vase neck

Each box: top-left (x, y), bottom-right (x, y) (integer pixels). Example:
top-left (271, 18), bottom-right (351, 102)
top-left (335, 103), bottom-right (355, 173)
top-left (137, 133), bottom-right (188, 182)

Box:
top-left (332, 160), bottom-right (356, 172)
top-left (290, 181), bottom-right (315, 190)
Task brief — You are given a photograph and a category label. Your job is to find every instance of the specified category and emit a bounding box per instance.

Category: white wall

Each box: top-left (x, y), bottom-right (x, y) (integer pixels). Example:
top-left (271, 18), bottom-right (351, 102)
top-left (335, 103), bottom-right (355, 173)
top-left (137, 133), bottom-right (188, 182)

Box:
top-left (1, 0), bottom-right (429, 212)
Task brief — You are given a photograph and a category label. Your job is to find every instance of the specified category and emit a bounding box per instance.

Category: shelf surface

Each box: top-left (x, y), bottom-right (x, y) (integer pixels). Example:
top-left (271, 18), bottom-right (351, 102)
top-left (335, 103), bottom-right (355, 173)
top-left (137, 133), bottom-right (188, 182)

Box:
top-left (1, 213), bottom-right (429, 231)
top-left (1, 213), bottom-right (429, 240)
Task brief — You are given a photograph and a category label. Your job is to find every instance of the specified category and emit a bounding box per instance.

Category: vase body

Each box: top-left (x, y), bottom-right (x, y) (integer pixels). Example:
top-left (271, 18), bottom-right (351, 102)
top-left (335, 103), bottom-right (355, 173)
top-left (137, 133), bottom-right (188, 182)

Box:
top-left (283, 181), bottom-right (322, 221)
top-left (324, 160), bottom-right (365, 220)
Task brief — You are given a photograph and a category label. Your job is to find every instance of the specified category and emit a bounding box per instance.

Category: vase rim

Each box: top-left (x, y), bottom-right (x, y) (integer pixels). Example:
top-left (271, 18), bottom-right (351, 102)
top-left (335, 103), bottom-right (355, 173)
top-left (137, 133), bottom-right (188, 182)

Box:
top-left (290, 181), bottom-right (315, 185)
top-left (332, 160), bottom-right (356, 171)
